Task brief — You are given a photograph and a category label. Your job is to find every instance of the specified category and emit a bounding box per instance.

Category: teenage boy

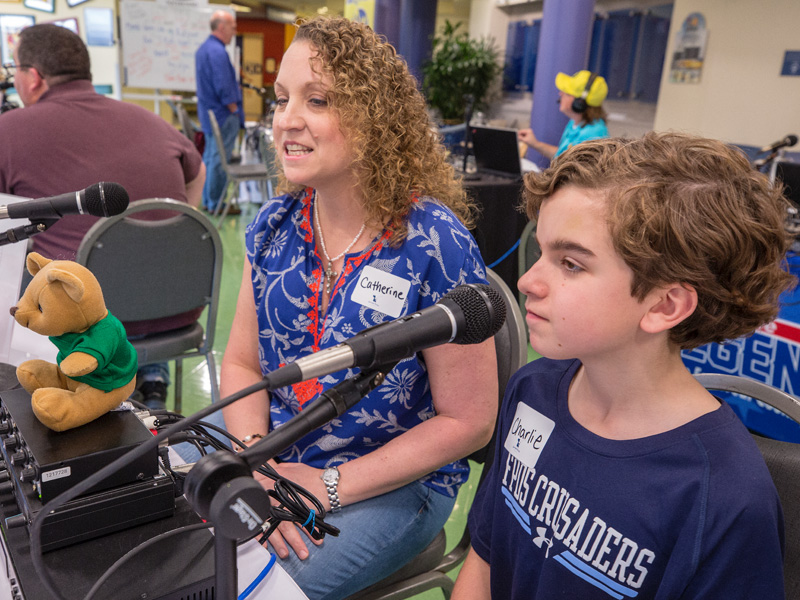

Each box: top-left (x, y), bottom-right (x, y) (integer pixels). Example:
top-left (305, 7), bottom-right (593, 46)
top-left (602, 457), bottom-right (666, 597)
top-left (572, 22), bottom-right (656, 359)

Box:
top-left (454, 132), bottom-right (794, 599)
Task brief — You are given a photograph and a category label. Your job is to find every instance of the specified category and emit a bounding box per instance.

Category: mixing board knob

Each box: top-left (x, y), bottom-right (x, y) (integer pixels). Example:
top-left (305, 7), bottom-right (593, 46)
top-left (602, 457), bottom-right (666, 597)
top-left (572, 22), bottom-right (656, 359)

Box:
top-left (3, 434), bottom-right (19, 451)
top-left (19, 465), bottom-right (38, 482)
top-left (10, 448), bottom-right (28, 466)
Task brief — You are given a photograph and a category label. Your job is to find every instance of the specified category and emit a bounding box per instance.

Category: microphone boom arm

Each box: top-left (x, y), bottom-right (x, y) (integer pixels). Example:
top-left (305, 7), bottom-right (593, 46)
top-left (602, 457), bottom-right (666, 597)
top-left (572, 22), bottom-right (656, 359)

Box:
top-left (0, 218), bottom-right (57, 246)
top-left (240, 360), bottom-right (399, 469)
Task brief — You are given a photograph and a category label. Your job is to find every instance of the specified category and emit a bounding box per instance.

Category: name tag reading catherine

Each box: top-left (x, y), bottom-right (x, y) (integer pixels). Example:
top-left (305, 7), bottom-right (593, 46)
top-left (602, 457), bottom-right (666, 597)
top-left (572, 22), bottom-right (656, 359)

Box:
top-left (352, 266), bottom-right (411, 318)
top-left (504, 403), bottom-right (555, 470)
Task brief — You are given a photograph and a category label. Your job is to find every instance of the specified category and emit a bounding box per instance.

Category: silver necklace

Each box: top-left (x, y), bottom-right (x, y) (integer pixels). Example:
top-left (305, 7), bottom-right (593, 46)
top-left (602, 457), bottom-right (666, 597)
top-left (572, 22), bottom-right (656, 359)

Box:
top-left (315, 204), bottom-right (366, 296)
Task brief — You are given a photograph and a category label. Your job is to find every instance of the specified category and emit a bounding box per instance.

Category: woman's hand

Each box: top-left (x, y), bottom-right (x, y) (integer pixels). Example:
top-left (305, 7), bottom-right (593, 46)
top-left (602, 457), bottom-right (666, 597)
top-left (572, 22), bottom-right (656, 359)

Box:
top-left (255, 463), bottom-right (328, 560)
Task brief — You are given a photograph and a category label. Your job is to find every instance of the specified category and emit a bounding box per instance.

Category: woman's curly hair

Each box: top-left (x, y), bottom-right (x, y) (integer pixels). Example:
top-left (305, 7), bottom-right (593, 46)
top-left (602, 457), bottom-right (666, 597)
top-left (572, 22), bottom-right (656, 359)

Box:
top-left (275, 16), bottom-right (474, 244)
top-left (522, 131), bottom-right (796, 349)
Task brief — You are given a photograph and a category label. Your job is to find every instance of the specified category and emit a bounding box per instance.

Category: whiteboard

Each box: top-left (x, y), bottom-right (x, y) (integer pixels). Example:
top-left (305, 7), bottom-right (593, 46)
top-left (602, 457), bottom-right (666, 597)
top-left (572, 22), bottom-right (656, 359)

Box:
top-left (0, 194), bottom-right (31, 365)
top-left (119, 1), bottom-right (229, 91)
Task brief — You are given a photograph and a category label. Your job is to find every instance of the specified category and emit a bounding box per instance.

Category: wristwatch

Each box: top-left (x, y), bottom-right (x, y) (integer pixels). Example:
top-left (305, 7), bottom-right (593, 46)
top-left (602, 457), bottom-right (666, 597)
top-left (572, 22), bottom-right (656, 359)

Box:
top-left (321, 466), bottom-right (341, 513)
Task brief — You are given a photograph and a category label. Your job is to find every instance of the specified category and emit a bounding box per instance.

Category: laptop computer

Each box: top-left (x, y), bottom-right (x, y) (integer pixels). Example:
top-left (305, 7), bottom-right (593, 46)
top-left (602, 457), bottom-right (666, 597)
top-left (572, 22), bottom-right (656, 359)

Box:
top-left (470, 125), bottom-right (524, 180)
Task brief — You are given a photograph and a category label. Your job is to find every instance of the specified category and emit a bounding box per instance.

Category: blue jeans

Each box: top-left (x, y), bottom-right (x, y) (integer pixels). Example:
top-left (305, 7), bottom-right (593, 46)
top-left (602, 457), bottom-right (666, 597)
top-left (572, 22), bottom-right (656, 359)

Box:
top-left (278, 481), bottom-right (455, 600)
top-left (137, 362), bottom-right (170, 385)
top-left (202, 112), bottom-right (239, 211)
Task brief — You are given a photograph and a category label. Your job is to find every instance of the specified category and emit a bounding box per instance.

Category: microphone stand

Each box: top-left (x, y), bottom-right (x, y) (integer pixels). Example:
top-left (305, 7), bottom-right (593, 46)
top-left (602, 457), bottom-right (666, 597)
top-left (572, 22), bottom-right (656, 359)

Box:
top-left (461, 94), bottom-right (480, 182)
top-left (183, 361), bottom-right (399, 599)
top-left (0, 218), bottom-right (55, 246)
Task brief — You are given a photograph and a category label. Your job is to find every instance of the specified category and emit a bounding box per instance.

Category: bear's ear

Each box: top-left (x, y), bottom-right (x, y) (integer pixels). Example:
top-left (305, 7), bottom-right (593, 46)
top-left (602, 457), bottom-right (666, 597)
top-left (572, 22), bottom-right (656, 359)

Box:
top-left (26, 252), bottom-right (52, 276)
top-left (46, 268), bottom-right (85, 304)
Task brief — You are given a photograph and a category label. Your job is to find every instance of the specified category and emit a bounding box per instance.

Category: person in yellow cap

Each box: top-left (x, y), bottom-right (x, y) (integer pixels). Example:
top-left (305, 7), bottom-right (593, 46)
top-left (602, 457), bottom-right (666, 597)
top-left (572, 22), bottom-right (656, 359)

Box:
top-left (518, 69), bottom-right (609, 159)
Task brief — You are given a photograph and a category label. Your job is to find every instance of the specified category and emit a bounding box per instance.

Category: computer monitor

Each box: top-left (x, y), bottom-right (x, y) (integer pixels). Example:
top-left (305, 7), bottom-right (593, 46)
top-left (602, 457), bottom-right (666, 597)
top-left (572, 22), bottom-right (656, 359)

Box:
top-left (470, 126), bottom-right (523, 180)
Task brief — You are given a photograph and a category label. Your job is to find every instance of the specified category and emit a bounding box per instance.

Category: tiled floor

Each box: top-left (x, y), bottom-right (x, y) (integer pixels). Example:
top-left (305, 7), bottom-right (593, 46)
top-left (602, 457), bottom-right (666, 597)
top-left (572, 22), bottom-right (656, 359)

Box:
top-left (171, 95), bottom-right (654, 597)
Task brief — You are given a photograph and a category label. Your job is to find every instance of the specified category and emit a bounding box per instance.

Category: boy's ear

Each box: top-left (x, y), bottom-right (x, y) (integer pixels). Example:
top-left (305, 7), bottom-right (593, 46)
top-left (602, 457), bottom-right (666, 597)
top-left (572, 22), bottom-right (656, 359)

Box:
top-left (639, 283), bottom-right (698, 334)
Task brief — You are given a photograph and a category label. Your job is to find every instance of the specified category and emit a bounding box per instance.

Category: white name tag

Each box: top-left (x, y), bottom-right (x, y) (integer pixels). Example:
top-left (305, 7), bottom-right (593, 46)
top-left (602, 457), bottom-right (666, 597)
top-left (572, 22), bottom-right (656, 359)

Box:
top-left (351, 266), bottom-right (411, 318)
top-left (504, 403), bottom-right (555, 470)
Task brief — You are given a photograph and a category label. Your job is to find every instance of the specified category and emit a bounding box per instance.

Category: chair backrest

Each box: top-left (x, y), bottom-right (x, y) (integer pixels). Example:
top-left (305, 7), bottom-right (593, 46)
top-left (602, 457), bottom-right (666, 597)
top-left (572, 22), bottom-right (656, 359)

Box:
top-left (256, 126), bottom-right (279, 199)
top-left (257, 127), bottom-right (278, 174)
top-left (694, 373), bottom-right (800, 423)
top-left (517, 220), bottom-right (540, 312)
top-left (486, 268), bottom-right (528, 401)
top-left (695, 373), bottom-right (800, 597)
top-left (471, 268), bottom-right (528, 467)
top-left (207, 110), bottom-right (231, 171)
top-left (176, 104), bottom-right (196, 142)
top-left (75, 199), bottom-right (223, 346)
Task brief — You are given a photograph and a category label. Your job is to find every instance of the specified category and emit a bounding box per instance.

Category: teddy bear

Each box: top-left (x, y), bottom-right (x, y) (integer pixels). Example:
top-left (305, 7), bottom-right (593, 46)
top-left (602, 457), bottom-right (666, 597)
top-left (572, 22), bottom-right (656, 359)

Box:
top-left (9, 252), bottom-right (138, 432)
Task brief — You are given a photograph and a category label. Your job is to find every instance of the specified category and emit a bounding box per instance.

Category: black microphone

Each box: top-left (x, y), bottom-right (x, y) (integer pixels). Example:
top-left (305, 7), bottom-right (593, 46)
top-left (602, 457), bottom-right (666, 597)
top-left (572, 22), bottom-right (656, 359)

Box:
top-left (0, 182), bottom-right (129, 220)
top-left (263, 283), bottom-right (507, 390)
top-left (759, 134), bottom-right (798, 154)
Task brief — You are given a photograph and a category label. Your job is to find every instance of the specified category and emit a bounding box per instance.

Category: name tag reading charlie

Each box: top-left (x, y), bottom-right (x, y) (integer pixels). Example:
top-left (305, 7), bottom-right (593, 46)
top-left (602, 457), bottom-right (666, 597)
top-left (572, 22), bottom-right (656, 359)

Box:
top-left (504, 403), bottom-right (555, 470)
top-left (352, 266), bottom-right (411, 318)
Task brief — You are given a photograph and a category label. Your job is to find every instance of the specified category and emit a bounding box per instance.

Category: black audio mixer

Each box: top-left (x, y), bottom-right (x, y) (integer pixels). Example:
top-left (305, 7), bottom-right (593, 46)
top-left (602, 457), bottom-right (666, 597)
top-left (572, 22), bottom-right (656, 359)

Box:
top-left (0, 386), bottom-right (218, 599)
top-left (0, 387), bottom-right (175, 552)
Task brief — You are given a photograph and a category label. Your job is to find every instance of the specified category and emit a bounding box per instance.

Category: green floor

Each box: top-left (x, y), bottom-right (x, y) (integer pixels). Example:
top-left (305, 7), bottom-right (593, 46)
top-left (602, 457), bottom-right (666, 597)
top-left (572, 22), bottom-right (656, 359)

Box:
top-left (170, 204), bottom-right (533, 599)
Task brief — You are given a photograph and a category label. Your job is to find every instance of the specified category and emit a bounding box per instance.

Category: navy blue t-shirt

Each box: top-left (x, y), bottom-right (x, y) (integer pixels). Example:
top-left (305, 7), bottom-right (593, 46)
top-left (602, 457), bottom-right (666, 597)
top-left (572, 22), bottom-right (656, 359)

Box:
top-left (469, 358), bottom-right (784, 599)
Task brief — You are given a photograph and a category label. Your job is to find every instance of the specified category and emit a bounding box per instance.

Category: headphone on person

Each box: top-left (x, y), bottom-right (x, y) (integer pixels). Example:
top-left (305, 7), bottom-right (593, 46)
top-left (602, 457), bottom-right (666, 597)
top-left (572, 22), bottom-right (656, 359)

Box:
top-left (571, 72), bottom-right (599, 113)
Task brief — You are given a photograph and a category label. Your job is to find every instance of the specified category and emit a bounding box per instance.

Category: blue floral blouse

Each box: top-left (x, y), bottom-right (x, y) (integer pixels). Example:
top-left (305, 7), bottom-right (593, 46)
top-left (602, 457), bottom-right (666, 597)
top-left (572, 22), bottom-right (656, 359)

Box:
top-left (245, 188), bottom-right (488, 496)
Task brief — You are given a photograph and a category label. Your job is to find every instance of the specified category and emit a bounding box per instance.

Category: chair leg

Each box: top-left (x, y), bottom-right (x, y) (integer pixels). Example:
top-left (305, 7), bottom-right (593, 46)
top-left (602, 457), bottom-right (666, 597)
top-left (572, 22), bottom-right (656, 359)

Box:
top-left (258, 179), bottom-right (268, 204)
top-left (216, 181), bottom-right (240, 228)
top-left (266, 179), bottom-right (274, 202)
top-left (442, 580), bottom-right (454, 600)
top-left (213, 181), bottom-right (233, 218)
top-left (174, 359), bottom-right (183, 414)
top-left (206, 351), bottom-right (220, 405)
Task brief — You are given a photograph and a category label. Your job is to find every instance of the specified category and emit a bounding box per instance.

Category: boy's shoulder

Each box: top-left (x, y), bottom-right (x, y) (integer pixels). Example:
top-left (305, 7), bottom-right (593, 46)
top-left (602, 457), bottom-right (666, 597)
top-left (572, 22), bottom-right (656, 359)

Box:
top-left (509, 357), bottom-right (577, 388)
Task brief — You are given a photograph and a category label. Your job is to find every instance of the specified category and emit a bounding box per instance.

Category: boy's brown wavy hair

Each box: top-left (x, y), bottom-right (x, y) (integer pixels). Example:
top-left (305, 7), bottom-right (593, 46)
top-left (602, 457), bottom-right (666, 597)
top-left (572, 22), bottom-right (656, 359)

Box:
top-left (522, 132), bottom-right (796, 349)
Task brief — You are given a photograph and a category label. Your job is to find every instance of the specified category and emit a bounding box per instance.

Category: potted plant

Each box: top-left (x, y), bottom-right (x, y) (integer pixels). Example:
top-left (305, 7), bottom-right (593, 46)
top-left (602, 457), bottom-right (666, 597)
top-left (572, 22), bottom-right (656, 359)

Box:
top-left (423, 21), bottom-right (502, 124)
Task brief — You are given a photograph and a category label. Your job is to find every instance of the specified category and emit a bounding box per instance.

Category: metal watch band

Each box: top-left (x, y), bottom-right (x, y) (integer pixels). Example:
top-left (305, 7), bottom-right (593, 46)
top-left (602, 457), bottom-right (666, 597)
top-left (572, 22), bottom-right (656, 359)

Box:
top-left (323, 467), bottom-right (341, 513)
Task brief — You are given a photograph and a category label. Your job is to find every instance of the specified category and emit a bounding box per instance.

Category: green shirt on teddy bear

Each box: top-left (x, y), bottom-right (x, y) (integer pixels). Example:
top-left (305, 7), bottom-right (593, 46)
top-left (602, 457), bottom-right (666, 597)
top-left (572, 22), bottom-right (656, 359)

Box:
top-left (49, 313), bottom-right (138, 392)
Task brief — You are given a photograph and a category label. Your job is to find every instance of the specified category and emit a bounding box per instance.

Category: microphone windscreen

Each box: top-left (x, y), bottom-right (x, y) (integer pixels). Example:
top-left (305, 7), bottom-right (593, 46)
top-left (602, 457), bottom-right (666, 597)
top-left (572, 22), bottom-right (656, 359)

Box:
top-left (446, 283), bottom-right (507, 345)
top-left (84, 182), bottom-right (130, 217)
top-left (788, 134), bottom-right (799, 147)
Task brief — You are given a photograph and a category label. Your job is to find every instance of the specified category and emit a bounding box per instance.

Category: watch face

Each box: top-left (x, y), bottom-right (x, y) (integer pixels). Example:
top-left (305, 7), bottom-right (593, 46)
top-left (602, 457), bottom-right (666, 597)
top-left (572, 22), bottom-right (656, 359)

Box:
top-left (322, 468), bottom-right (339, 485)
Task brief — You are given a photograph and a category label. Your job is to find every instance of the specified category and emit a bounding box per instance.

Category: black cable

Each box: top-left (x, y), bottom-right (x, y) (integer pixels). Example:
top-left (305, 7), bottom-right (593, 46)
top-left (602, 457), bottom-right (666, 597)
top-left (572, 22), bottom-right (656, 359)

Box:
top-left (165, 423), bottom-right (340, 543)
top-left (29, 383), bottom-right (341, 600)
top-left (83, 521), bottom-right (212, 600)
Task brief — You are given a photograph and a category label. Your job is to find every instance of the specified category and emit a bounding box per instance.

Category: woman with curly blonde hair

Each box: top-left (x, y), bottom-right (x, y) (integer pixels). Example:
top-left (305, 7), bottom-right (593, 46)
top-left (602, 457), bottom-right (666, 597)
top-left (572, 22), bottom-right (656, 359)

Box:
top-left (220, 15), bottom-right (498, 600)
